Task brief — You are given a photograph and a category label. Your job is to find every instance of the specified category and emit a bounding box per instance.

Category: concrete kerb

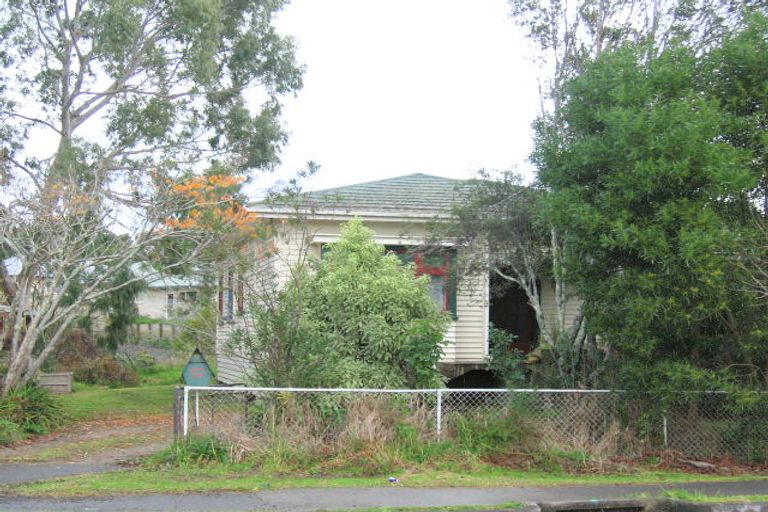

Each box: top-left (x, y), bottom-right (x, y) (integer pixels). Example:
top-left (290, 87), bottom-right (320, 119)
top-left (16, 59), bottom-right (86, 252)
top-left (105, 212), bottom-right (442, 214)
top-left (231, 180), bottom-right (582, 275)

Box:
top-left (536, 499), bottom-right (768, 512)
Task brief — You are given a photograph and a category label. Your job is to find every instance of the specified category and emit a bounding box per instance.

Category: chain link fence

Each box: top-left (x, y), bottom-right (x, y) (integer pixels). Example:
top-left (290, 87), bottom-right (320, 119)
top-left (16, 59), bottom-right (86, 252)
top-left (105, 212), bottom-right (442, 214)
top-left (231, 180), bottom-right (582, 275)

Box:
top-left (176, 386), bottom-right (768, 462)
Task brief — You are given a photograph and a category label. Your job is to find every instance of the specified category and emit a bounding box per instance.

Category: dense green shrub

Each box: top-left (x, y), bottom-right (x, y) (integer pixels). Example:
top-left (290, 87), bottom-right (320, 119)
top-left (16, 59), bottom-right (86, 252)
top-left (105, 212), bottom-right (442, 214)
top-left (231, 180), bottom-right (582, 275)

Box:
top-left (304, 220), bottom-right (449, 388)
top-left (534, 16), bottom-right (768, 390)
top-left (0, 383), bottom-right (65, 444)
top-left (488, 324), bottom-right (526, 387)
top-left (72, 356), bottom-right (139, 387)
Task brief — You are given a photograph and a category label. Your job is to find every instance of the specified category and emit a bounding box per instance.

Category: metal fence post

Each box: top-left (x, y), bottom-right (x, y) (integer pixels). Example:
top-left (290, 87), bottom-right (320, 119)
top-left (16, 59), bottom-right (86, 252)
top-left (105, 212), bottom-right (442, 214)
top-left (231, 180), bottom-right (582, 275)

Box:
top-left (182, 386), bottom-right (189, 438)
top-left (436, 389), bottom-right (443, 440)
top-left (663, 416), bottom-right (669, 448)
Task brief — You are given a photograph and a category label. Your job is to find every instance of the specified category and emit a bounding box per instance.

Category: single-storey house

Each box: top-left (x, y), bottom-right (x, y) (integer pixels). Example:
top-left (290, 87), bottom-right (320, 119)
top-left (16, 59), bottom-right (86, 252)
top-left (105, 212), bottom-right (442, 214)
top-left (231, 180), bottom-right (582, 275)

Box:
top-left (135, 275), bottom-right (201, 321)
top-left (215, 173), bottom-right (581, 386)
top-left (131, 264), bottom-right (202, 321)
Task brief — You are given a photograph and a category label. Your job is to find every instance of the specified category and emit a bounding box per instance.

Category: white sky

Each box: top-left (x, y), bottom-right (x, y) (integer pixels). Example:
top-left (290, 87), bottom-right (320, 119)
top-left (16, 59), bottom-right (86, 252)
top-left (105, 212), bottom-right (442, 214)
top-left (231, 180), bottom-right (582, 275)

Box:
top-left (257, 0), bottom-right (541, 194)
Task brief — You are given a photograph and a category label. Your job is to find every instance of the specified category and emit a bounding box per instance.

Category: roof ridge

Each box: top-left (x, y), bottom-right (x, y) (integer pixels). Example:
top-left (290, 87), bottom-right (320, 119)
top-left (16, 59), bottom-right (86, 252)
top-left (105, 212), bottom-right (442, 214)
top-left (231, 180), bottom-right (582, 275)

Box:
top-left (308, 173), bottom-right (462, 195)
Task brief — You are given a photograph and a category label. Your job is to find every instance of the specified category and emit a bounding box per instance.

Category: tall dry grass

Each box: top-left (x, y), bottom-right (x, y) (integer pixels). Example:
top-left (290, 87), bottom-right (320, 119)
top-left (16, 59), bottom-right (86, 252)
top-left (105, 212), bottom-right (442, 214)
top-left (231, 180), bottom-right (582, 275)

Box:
top-left (191, 393), bottom-right (649, 467)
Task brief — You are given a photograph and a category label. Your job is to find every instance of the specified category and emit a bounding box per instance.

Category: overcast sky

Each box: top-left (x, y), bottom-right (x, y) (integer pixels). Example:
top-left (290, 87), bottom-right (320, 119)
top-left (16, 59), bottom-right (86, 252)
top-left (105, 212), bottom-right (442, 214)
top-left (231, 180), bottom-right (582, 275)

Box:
top-left (255, 0), bottom-right (541, 194)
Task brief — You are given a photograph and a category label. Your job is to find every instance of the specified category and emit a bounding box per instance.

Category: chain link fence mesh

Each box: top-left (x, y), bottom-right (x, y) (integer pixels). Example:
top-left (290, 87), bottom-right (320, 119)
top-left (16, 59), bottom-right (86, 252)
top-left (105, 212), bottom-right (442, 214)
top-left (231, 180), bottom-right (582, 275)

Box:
top-left (179, 387), bottom-right (768, 461)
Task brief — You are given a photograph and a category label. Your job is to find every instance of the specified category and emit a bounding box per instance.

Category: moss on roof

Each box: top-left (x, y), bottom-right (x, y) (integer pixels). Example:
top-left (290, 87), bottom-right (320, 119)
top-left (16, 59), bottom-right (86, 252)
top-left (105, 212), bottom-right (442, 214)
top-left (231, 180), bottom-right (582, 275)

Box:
top-left (304, 173), bottom-right (471, 213)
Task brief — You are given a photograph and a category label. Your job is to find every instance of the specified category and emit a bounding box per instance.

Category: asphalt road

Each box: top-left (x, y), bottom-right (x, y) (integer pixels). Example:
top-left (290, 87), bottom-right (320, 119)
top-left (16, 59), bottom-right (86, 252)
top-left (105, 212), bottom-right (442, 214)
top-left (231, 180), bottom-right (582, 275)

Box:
top-left (1, 479), bottom-right (767, 511)
top-left (0, 462), bottom-right (122, 485)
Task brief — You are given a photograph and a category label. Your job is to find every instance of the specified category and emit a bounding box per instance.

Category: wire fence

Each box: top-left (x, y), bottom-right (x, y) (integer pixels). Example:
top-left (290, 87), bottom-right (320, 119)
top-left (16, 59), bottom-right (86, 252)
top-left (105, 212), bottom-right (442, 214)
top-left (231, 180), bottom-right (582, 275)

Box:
top-left (175, 386), bottom-right (768, 462)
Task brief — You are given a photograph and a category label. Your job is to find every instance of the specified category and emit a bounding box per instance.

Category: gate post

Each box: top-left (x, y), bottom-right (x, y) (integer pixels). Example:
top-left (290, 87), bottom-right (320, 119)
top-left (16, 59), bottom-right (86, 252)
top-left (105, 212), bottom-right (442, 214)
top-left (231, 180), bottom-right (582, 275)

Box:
top-left (173, 387), bottom-right (183, 440)
top-left (182, 386), bottom-right (189, 437)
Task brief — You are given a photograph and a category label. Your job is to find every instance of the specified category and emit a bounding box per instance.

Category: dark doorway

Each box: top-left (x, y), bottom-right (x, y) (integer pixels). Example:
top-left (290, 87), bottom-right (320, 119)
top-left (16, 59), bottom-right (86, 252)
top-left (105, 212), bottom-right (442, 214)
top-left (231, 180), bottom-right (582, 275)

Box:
top-left (489, 273), bottom-right (539, 353)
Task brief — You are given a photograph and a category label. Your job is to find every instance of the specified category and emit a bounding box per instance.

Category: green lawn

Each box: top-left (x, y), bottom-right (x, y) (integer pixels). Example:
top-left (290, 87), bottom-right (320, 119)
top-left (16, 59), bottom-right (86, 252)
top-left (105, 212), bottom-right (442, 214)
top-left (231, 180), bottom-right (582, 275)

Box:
top-left (59, 384), bottom-right (176, 421)
top-left (59, 364), bottom-right (182, 421)
top-left (137, 364), bottom-right (184, 387)
top-left (6, 465), bottom-right (767, 498)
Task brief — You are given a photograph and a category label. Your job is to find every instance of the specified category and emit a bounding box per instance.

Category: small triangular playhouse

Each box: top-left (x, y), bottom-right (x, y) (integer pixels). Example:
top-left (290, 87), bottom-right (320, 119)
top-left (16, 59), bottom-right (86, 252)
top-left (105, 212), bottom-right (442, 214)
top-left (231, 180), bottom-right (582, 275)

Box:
top-left (182, 348), bottom-right (215, 386)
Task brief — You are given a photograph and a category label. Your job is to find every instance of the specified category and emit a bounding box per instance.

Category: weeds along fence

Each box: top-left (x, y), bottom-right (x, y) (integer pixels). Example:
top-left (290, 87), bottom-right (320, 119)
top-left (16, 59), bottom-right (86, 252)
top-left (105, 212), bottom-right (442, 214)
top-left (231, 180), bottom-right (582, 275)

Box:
top-left (174, 386), bottom-right (768, 462)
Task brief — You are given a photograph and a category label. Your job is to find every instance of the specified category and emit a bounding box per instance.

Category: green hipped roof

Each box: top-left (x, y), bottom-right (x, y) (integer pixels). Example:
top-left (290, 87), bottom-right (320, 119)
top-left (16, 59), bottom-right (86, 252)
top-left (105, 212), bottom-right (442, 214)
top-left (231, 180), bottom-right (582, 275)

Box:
top-left (303, 173), bottom-right (472, 214)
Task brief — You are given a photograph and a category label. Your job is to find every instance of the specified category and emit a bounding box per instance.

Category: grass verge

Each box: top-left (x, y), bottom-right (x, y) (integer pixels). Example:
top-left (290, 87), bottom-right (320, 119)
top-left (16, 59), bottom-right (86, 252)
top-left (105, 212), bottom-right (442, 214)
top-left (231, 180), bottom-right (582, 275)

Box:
top-left (659, 489), bottom-right (768, 503)
top-left (320, 503), bottom-right (523, 512)
top-left (5, 466), bottom-right (767, 498)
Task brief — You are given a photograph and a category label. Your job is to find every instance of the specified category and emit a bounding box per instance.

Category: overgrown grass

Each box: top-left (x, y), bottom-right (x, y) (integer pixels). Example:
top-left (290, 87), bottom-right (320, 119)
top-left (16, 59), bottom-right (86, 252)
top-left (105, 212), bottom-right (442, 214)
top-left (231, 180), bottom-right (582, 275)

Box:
top-left (58, 384), bottom-right (175, 421)
top-left (148, 435), bottom-right (230, 466)
top-left (6, 465), bottom-right (766, 497)
top-left (170, 396), bottom-right (624, 476)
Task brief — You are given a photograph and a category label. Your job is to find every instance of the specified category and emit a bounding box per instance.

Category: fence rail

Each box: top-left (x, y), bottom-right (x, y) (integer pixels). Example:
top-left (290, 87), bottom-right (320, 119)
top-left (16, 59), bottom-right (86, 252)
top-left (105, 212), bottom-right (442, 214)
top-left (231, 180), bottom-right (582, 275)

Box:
top-left (177, 386), bottom-right (768, 461)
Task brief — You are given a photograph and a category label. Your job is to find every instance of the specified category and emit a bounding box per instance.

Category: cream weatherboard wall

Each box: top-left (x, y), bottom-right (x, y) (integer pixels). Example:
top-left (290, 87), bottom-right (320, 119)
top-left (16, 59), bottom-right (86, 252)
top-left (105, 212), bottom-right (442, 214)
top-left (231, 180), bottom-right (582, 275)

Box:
top-left (216, 239), bottom-right (278, 386)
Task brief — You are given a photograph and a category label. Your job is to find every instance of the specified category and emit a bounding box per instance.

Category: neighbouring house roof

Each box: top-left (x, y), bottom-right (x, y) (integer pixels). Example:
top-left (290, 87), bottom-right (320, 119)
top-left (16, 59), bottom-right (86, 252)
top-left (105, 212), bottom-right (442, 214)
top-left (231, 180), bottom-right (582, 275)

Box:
top-left (253, 173), bottom-right (474, 220)
top-left (130, 263), bottom-right (202, 290)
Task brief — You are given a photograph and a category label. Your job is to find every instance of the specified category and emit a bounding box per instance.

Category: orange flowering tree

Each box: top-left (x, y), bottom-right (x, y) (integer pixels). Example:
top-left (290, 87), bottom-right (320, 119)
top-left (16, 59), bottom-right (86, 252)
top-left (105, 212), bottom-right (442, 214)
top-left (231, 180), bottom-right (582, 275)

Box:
top-left (166, 175), bottom-right (256, 231)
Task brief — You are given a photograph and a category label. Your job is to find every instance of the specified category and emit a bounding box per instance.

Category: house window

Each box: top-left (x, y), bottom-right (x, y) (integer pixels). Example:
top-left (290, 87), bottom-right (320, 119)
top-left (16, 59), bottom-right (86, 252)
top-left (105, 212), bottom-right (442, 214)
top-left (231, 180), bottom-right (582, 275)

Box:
top-left (428, 275), bottom-right (447, 310)
top-left (218, 272), bottom-right (244, 321)
top-left (166, 293), bottom-right (175, 318)
top-left (386, 246), bottom-right (457, 319)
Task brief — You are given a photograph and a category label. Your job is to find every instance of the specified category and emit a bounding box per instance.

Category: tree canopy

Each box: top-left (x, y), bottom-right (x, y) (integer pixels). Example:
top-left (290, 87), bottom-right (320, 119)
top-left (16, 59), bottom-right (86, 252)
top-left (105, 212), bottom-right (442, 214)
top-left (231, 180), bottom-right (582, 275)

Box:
top-left (0, 0), bottom-right (302, 393)
top-left (534, 12), bottom-right (768, 389)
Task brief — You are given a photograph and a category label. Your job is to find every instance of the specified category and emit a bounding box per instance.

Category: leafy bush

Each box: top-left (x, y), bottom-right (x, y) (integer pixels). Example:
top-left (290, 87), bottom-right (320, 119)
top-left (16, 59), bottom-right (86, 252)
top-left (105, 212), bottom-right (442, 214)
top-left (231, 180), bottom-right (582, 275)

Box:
top-left (305, 220), bottom-right (449, 388)
top-left (0, 383), bottom-right (66, 444)
top-left (175, 300), bottom-right (217, 356)
top-left (488, 323), bottom-right (526, 387)
top-left (119, 350), bottom-right (158, 373)
top-left (72, 356), bottom-right (139, 387)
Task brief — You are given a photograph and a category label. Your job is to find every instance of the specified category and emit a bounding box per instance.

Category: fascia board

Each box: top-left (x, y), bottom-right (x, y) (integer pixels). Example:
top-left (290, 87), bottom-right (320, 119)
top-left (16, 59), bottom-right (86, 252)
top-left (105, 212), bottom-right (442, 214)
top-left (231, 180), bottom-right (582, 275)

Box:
top-left (251, 206), bottom-right (451, 223)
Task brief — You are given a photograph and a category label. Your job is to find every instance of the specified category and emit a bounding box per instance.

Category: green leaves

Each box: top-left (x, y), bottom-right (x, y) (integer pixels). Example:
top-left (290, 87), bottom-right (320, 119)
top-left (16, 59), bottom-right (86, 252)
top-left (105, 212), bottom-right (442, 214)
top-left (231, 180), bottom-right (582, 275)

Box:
top-left (305, 220), bottom-right (448, 388)
top-left (536, 17), bottom-right (768, 387)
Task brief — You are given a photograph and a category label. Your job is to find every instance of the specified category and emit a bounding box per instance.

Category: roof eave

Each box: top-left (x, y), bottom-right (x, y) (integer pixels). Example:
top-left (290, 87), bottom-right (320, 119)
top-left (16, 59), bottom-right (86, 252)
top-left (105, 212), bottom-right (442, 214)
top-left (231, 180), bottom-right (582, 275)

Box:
top-left (250, 204), bottom-right (452, 222)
